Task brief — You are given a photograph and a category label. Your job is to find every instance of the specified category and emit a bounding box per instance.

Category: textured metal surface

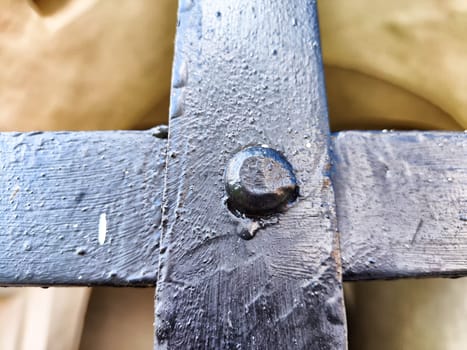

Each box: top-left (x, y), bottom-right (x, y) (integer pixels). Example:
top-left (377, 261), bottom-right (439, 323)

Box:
top-left (155, 0), bottom-right (347, 349)
top-left (224, 145), bottom-right (299, 219)
top-left (331, 131), bottom-right (467, 280)
top-left (0, 129), bottom-right (165, 286)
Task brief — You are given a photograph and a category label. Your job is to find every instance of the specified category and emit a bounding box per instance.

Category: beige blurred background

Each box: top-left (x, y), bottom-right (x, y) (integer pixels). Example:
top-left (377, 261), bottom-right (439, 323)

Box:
top-left (0, 0), bottom-right (466, 349)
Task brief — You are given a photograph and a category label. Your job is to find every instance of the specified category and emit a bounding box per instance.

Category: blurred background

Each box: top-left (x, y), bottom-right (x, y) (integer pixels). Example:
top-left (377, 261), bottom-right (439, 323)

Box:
top-left (0, 0), bottom-right (466, 349)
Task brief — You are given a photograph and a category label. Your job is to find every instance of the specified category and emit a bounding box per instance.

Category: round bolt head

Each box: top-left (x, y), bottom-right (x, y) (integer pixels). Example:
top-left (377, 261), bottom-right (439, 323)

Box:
top-left (225, 145), bottom-right (298, 217)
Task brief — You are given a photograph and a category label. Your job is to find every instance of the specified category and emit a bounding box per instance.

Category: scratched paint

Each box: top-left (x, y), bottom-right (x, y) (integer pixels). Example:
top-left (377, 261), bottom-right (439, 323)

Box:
top-left (98, 213), bottom-right (107, 245)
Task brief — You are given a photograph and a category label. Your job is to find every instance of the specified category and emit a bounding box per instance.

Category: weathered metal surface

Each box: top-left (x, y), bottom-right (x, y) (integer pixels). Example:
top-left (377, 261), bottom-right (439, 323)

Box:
top-left (0, 129), bottom-right (166, 286)
top-left (3, 128), bottom-right (464, 289)
top-left (155, 0), bottom-right (347, 349)
top-left (224, 145), bottom-right (299, 218)
top-left (331, 131), bottom-right (467, 280)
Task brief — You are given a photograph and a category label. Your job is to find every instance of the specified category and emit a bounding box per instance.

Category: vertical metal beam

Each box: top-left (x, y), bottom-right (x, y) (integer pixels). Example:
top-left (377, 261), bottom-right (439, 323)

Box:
top-left (156, 0), bottom-right (347, 348)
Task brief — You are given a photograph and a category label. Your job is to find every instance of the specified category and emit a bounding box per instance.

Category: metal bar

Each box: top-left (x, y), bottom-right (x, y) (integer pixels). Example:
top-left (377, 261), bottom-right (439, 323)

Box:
top-left (3, 128), bottom-right (464, 287)
top-left (155, 1), bottom-right (347, 349)
top-left (0, 129), bottom-right (166, 286)
top-left (332, 131), bottom-right (467, 280)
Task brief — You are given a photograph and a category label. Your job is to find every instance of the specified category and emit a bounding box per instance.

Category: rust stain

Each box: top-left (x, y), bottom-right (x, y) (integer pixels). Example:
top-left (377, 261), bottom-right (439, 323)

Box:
top-left (10, 185), bottom-right (20, 201)
top-left (322, 177), bottom-right (331, 189)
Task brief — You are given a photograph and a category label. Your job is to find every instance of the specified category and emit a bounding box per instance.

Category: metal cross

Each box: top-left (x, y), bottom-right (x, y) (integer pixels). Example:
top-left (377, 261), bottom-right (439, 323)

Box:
top-left (0, 1), bottom-right (465, 349)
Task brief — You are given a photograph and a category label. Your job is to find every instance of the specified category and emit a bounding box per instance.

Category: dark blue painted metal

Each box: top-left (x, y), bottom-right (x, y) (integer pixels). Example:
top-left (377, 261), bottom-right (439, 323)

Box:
top-left (155, 0), bottom-right (347, 348)
top-left (224, 145), bottom-right (299, 219)
top-left (0, 129), bottom-right (165, 286)
top-left (332, 131), bottom-right (467, 280)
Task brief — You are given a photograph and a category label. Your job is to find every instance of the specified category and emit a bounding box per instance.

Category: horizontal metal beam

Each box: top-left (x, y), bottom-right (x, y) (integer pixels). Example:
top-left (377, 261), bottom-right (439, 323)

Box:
top-left (332, 131), bottom-right (467, 280)
top-left (1, 130), bottom-right (465, 285)
top-left (0, 128), bottom-right (166, 286)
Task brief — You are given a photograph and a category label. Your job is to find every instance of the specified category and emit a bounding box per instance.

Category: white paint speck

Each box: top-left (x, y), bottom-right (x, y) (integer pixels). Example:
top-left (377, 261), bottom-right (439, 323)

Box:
top-left (98, 213), bottom-right (107, 245)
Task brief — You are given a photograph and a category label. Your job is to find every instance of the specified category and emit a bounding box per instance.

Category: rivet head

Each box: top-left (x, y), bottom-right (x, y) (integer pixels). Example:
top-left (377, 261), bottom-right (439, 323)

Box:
top-left (225, 145), bottom-right (298, 216)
